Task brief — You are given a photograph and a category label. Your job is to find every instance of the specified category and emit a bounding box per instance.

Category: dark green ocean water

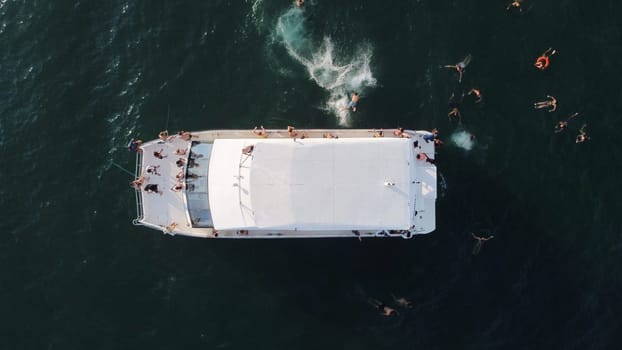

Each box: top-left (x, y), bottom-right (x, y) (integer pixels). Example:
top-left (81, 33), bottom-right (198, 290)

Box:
top-left (1, 0), bottom-right (621, 349)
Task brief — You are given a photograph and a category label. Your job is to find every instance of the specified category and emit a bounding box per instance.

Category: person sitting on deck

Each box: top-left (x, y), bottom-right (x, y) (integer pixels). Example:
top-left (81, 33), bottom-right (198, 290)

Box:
top-left (372, 128), bottom-right (384, 138)
top-left (164, 222), bottom-right (177, 235)
top-left (242, 145), bottom-right (255, 155)
top-left (416, 153), bottom-right (436, 165)
top-left (130, 175), bottom-right (147, 190)
top-left (144, 184), bottom-right (163, 195)
top-left (146, 165), bottom-right (161, 176)
top-left (287, 126), bottom-right (298, 138)
top-left (252, 126), bottom-right (268, 138)
top-left (178, 131), bottom-right (193, 141)
top-left (323, 132), bottom-right (338, 139)
top-left (158, 130), bottom-right (172, 142)
top-left (128, 138), bottom-right (142, 153)
top-left (171, 182), bottom-right (195, 192)
top-left (153, 149), bottom-right (167, 159)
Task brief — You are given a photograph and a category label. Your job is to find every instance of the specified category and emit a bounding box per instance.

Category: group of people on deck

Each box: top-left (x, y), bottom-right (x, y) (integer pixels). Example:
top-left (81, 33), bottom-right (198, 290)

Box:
top-left (129, 130), bottom-right (198, 196)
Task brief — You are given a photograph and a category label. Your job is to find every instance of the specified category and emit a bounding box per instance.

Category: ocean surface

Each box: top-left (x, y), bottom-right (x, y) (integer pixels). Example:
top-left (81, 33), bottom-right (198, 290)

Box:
top-left (1, 0), bottom-right (621, 349)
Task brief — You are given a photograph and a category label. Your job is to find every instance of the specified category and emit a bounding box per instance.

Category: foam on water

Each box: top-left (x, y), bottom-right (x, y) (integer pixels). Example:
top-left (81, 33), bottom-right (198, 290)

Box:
top-left (450, 130), bottom-right (476, 151)
top-left (274, 7), bottom-right (376, 125)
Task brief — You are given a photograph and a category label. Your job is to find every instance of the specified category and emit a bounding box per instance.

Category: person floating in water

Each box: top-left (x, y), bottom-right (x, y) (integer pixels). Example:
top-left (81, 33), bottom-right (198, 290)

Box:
top-left (555, 112), bottom-right (579, 133)
top-left (368, 298), bottom-right (399, 317)
top-left (295, 0), bottom-right (304, 7)
top-left (534, 48), bottom-right (556, 71)
top-left (443, 54), bottom-right (472, 83)
top-left (468, 88), bottom-right (483, 103)
top-left (576, 124), bottom-right (590, 143)
top-left (471, 233), bottom-right (494, 255)
top-left (391, 294), bottom-right (414, 309)
top-left (534, 95), bottom-right (558, 112)
top-left (448, 93), bottom-right (463, 124)
top-left (341, 92), bottom-right (359, 112)
top-left (506, 0), bottom-right (523, 12)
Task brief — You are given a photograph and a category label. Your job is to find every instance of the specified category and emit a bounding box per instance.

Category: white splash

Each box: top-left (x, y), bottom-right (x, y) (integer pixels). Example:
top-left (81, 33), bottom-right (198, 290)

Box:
top-left (274, 7), bottom-right (376, 125)
top-left (450, 130), bottom-right (475, 151)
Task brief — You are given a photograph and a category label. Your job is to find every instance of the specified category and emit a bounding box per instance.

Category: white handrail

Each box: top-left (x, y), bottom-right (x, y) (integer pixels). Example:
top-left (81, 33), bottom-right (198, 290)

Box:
top-left (133, 150), bottom-right (144, 225)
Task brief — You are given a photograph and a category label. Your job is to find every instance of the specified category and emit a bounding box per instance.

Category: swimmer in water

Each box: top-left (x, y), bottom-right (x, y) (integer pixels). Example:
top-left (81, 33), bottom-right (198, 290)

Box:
top-left (448, 93), bottom-right (463, 124)
top-left (391, 294), bottom-right (414, 309)
top-left (368, 298), bottom-right (399, 317)
top-left (471, 233), bottom-right (494, 255)
top-left (576, 124), bottom-right (590, 143)
top-left (341, 92), bottom-right (359, 112)
top-left (295, 0), bottom-right (304, 7)
top-left (555, 112), bottom-right (579, 133)
top-left (506, 0), bottom-right (523, 12)
top-left (443, 54), bottom-right (472, 83)
top-left (534, 48), bottom-right (556, 71)
top-left (468, 88), bottom-right (483, 103)
top-left (534, 95), bottom-right (558, 112)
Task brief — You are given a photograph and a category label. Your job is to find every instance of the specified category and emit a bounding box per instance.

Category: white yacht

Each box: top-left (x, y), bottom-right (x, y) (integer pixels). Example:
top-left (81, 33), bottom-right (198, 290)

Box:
top-left (130, 129), bottom-right (437, 239)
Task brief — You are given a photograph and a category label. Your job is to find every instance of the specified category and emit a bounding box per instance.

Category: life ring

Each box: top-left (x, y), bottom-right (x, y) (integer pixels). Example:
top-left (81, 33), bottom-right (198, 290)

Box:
top-left (535, 56), bottom-right (549, 70)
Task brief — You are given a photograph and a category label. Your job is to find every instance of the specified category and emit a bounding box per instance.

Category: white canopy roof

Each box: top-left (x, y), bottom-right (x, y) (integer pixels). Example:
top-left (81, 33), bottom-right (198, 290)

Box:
top-left (208, 138), bottom-right (416, 231)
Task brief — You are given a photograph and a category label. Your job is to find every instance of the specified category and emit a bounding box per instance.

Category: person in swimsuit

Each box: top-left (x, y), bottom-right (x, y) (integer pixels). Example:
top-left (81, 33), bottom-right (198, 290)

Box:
top-left (323, 132), bottom-right (338, 139)
top-left (444, 54), bottom-right (472, 83)
top-left (130, 175), bottom-right (147, 190)
top-left (144, 184), bottom-right (163, 195)
top-left (416, 153), bottom-right (436, 164)
top-left (468, 88), bottom-right (483, 103)
top-left (471, 233), bottom-right (494, 255)
top-left (252, 126), bottom-right (268, 138)
top-left (146, 165), bottom-right (161, 176)
top-left (576, 124), bottom-right (590, 143)
top-left (296, 0), bottom-right (304, 7)
top-left (423, 128), bottom-right (438, 143)
top-left (534, 48), bottom-right (556, 70)
top-left (506, 0), bottom-right (523, 12)
top-left (242, 145), bottom-right (255, 155)
top-left (164, 222), bottom-right (177, 235)
top-left (555, 112), bottom-right (579, 133)
top-left (448, 93), bottom-right (463, 124)
top-left (368, 298), bottom-right (399, 317)
top-left (534, 95), bottom-right (557, 112)
top-left (372, 128), bottom-right (384, 138)
top-left (128, 138), bottom-right (142, 152)
top-left (347, 92), bottom-right (359, 112)
top-left (287, 126), bottom-right (298, 138)
top-left (153, 149), bottom-right (167, 159)
top-left (391, 294), bottom-right (414, 309)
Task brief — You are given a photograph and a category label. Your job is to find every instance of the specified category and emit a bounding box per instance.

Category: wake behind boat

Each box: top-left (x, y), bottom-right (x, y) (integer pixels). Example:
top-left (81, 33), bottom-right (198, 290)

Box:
top-left (130, 128), bottom-right (437, 239)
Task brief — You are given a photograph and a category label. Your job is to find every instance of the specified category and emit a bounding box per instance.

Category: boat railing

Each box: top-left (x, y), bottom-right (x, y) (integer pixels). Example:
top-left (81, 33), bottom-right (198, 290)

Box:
top-left (132, 150), bottom-right (144, 226)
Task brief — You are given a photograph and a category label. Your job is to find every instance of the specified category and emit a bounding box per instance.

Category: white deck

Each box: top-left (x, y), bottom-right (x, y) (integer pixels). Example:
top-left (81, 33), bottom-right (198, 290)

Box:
top-left (133, 129), bottom-right (437, 238)
top-left (209, 138), bottom-right (414, 231)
